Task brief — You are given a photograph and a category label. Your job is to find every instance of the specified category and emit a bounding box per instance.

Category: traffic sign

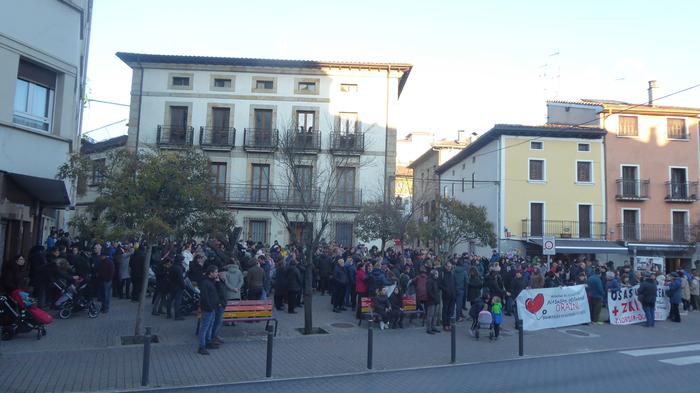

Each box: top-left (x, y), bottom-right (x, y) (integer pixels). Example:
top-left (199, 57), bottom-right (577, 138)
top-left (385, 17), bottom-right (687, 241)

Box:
top-left (542, 236), bottom-right (556, 255)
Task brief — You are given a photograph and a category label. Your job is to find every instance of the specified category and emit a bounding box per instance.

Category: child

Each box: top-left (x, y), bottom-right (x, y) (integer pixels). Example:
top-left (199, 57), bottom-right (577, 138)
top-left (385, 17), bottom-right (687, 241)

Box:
top-left (468, 296), bottom-right (484, 336)
top-left (491, 295), bottom-right (503, 339)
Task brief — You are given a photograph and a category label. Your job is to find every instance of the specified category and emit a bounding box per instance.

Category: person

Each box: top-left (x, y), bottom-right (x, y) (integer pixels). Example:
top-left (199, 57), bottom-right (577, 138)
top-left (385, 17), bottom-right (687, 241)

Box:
top-left (466, 267), bottom-right (483, 307)
top-left (425, 269), bottom-right (440, 335)
top-left (373, 287), bottom-right (391, 330)
top-left (96, 255), bottom-right (115, 313)
top-left (355, 262), bottom-right (368, 319)
top-left (152, 258), bottom-right (171, 316)
top-left (222, 260), bottom-right (243, 301)
top-left (439, 262), bottom-right (457, 331)
top-left (28, 246), bottom-right (49, 308)
top-left (668, 273), bottom-right (682, 322)
top-left (510, 268), bottom-right (527, 326)
top-left (197, 265), bottom-right (220, 355)
top-left (690, 270), bottom-right (700, 312)
top-left (285, 259), bottom-right (302, 313)
top-left (1, 255), bottom-right (30, 294)
top-left (637, 272), bottom-right (657, 327)
top-left (117, 244), bottom-right (132, 299)
top-left (210, 269), bottom-right (227, 345)
top-left (246, 256), bottom-right (265, 300)
top-left (331, 258), bottom-right (348, 312)
top-left (388, 285), bottom-right (404, 329)
top-left (413, 267), bottom-right (428, 314)
top-left (272, 259), bottom-right (287, 311)
top-left (468, 296), bottom-right (485, 336)
top-left (680, 271), bottom-right (691, 312)
top-left (491, 295), bottom-right (503, 339)
top-left (587, 269), bottom-right (604, 324)
top-left (168, 255), bottom-right (186, 320)
top-left (454, 261), bottom-right (468, 321)
top-left (181, 242), bottom-right (194, 272)
top-left (129, 245), bottom-right (146, 302)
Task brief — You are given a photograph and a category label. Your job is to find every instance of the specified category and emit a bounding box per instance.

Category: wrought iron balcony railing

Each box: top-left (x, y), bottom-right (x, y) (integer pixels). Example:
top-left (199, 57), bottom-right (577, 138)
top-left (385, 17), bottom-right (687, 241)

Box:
top-left (200, 127), bottom-right (235, 149)
top-left (615, 179), bottom-right (650, 200)
top-left (157, 125), bottom-right (194, 147)
top-left (665, 181), bottom-right (698, 202)
top-left (214, 184), bottom-right (363, 210)
top-left (243, 128), bottom-right (278, 151)
top-left (330, 132), bottom-right (364, 154)
top-left (616, 223), bottom-right (694, 243)
top-left (283, 128), bottom-right (321, 152)
top-left (521, 219), bottom-right (607, 239)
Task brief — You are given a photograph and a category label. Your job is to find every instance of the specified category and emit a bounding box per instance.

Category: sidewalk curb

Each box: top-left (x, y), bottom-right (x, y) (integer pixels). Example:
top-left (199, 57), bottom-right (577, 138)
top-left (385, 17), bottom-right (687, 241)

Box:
top-left (102, 339), bottom-right (700, 393)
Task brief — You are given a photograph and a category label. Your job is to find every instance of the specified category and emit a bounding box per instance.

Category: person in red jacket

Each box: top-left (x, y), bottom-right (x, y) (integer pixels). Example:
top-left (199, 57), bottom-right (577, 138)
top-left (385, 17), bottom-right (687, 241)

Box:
top-left (355, 262), bottom-right (368, 319)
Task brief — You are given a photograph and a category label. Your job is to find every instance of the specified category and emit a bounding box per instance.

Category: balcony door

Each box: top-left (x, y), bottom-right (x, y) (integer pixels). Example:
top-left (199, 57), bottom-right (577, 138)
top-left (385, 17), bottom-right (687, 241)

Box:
top-left (296, 111), bottom-right (315, 145)
top-left (210, 163), bottom-right (227, 199)
top-left (211, 107), bottom-right (230, 144)
top-left (251, 164), bottom-right (270, 203)
top-left (672, 211), bottom-right (689, 242)
top-left (578, 205), bottom-right (592, 238)
top-left (670, 168), bottom-right (688, 199)
top-left (621, 166), bottom-right (638, 197)
top-left (622, 209), bottom-right (639, 241)
top-left (254, 109), bottom-right (273, 146)
top-left (169, 106), bottom-right (188, 143)
top-left (530, 202), bottom-right (544, 237)
top-left (337, 167), bottom-right (356, 206)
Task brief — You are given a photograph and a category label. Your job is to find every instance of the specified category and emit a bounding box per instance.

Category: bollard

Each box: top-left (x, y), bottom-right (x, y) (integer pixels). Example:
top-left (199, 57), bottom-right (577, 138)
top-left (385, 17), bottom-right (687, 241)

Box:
top-left (518, 319), bottom-right (524, 357)
top-left (367, 318), bottom-right (373, 370)
top-left (450, 316), bottom-right (456, 364)
top-left (265, 325), bottom-right (274, 378)
top-left (141, 327), bottom-right (152, 386)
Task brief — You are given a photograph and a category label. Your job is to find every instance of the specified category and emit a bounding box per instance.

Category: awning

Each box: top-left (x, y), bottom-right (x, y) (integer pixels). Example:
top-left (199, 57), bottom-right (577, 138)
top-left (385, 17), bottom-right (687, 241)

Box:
top-left (626, 243), bottom-right (695, 252)
top-left (5, 172), bottom-right (71, 207)
top-left (528, 239), bottom-right (629, 254)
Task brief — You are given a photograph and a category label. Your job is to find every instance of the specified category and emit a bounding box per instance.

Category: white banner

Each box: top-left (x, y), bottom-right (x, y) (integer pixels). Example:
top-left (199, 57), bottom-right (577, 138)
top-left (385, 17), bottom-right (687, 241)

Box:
top-left (516, 285), bottom-right (591, 331)
top-left (608, 285), bottom-right (670, 325)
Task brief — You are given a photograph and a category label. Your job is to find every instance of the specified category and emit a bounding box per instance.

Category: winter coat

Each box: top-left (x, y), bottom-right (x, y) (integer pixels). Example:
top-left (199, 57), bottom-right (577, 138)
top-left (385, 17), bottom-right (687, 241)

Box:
top-left (414, 273), bottom-right (428, 302)
top-left (332, 264), bottom-right (348, 285)
top-left (439, 270), bottom-right (457, 300)
top-left (586, 274), bottom-right (604, 300)
top-left (1, 261), bottom-right (30, 293)
top-left (169, 263), bottom-right (186, 290)
top-left (690, 277), bottom-right (700, 296)
top-left (637, 278), bottom-right (657, 307)
top-left (484, 272), bottom-right (505, 298)
top-left (286, 264), bottom-right (303, 292)
top-left (680, 276), bottom-right (691, 301)
top-left (510, 276), bottom-right (526, 299)
top-left (198, 277), bottom-right (220, 312)
top-left (222, 265), bottom-right (243, 300)
top-left (467, 275), bottom-right (483, 302)
top-left (426, 276), bottom-right (440, 306)
top-left (453, 265), bottom-right (468, 291)
top-left (356, 269), bottom-right (368, 293)
top-left (668, 278), bottom-right (682, 305)
top-left (129, 250), bottom-right (146, 279)
top-left (153, 263), bottom-right (170, 293)
top-left (246, 264), bottom-right (265, 290)
top-left (529, 274), bottom-right (545, 289)
top-left (370, 269), bottom-right (393, 288)
top-left (119, 252), bottom-right (132, 280)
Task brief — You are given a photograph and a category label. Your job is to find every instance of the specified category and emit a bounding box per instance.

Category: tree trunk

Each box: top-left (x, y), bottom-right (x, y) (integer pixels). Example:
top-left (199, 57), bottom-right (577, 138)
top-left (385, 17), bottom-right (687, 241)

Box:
top-left (134, 244), bottom-right (153, 336)
top-left (303, 252), bottom-right (313, 334)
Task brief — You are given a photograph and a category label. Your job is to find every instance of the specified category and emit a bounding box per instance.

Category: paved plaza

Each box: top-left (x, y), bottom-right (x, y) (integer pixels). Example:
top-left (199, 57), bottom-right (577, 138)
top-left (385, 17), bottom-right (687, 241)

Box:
top-left (1, 294), bottom-right (699, 393)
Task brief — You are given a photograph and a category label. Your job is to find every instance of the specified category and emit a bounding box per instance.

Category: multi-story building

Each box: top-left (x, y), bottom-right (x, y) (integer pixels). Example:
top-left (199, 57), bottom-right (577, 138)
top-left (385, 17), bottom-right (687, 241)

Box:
top-left (436, 124), bottom-right (625, 259)
top-left (0, 0), bottom-right (92, 263)
top-left (548, 98), bottom-right (700, 271)
top-left (395, 131), bottom-right (434, 203)
top-left (117, 52), bottom-right (411, 246)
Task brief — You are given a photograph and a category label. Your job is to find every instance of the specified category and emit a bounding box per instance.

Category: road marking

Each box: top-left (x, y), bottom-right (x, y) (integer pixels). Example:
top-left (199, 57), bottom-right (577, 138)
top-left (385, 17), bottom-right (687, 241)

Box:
top-left (620, 344), bottom-right (700, 357)
top-left (659, 356), bottom-right (700, 366)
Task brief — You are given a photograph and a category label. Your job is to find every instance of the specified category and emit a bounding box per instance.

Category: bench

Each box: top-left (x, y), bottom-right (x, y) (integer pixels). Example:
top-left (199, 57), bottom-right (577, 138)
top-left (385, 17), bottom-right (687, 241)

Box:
top-left (195, 299), bottom-right (278, 336)
top-left (357, 296), bottom-right (424, 326)
top-left (357, 297), bottom-right (375, 326)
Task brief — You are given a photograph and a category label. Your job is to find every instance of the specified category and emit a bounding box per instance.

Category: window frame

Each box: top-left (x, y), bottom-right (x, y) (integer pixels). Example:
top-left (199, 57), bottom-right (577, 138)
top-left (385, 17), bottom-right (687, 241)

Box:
top-left (210, 74), bottom-right (235, 91)
top-left (530, 141), bottom-right (544, 150)
top-left (577, 143), bottom-right (591, 152)
top-left (295, 78), bottom-right (320, 95)
top-left (618, 115), bottom-right (639, 137)
top-left (667, 118), bottom-right (688, 140)
top-left (247, 219), bottom-right (268, 244)
top-left (340, 83), bottom-right (358, 93)
top-left (334, 222), bottom-right (354, 246)
top-left (528, 158), bottom-right (546, 182)
top-left (168, 73), bottom-right (194, 90)
top-left (252, 76), bottom-right (277, 93)
top-left (575, 160), bottom-right (594, 184)
top-left (13, 78), bottom-right (54, 132)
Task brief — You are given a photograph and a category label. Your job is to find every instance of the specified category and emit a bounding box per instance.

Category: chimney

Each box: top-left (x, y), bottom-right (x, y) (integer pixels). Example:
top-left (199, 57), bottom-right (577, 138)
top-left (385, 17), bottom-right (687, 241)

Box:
top-left (648, 80), bottom-right (657, 106)
top-left (457, 129), bottom-right (465, 143)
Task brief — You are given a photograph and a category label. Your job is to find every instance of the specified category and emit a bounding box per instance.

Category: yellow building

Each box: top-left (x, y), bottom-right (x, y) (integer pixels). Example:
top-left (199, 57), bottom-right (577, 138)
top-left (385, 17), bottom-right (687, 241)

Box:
top-left (437, 124), bottom-right (627, 258)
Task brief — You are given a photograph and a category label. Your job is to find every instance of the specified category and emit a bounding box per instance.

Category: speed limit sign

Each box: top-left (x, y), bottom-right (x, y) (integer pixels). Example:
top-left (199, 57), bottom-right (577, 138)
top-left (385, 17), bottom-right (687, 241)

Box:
top-left (542, 236), bottom-right (556, 255)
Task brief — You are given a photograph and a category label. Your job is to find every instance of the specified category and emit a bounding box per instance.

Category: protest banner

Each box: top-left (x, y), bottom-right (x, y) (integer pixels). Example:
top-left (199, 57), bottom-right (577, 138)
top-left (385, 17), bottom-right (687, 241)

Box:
top-left (516, 285), bottom-right (590, 331)
top-left (608, 284), bottom-right (670, 325)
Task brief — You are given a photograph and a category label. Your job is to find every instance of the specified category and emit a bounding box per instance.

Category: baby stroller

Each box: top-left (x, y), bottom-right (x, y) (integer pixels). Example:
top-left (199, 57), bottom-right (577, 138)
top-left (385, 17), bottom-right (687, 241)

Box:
top-left (474, 310), bottom-right (495, 340)
top-left (52, 277), bottom-right (100, 319)
top-left (0, 290), bottom-right (53, 340)
top-left (180, 278), bottom-right (200, 316)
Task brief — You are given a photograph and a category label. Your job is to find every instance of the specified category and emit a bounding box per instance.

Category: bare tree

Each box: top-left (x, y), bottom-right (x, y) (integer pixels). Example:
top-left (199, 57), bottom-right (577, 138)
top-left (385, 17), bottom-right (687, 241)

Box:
top-left (272, 119), bottom-right (374, 334)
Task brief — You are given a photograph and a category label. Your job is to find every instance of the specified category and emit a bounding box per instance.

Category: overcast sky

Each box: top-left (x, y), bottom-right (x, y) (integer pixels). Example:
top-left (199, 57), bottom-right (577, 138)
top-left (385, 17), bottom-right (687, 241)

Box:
top-left (82, 0), bottom-right (700, 142)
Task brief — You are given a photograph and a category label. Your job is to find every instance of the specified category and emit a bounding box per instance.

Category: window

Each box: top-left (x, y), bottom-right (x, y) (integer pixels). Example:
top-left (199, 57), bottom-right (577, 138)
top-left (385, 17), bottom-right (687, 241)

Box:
top-left (336, 167), bottom-right (356, 206)
top-left (340, 83), bottom-right (358, 93)
top-left (296, 111), bottom-right (315, 132)
top-left (672, 211), bottom-right (689, 242)
top-left (91, 159), bottom-right (106, 186)
top-left (335, 222), bottom-right (354, 246)
top-left (619, 116), bottom-right (638, 136)
top-left (621, 165), bottom-right (640, 197)
top-left (530, 202), bottom-right (544, 237)
top-left (292, 165), bottom-right (313, 202)
top-left (669, 167), bottom-right (689, 199)
top-left (251, 164), bottom-right (270, 202)
top-left (248, 220), bottom-right (268, 244)
top-left (578, 143), bottom-right (590, 152)
top-left (297, 81), bottom-right (317, 93)
top-left (213, 78), bottom-right (231, 88)
top-left (667, 118), bottom-right (687, 139)
top-left (338, 112), bottom-right (358, 134)
top-left (13, 60), bottom-right (56, 131)
top-left (528, 159), bottom-right (545, 181)
top-left (622, 209), bottom-right (639, 241)
top-left (210, 163), bottom-right (227, 198)
top-left (530, 141), bottom-right (543, 150)
top-left (172, 76), bottom-right (190, 86)
top-left (256, 80), bottom-right (274, 90)
top-left (576, 161), bottom-right (592, 183)
top-left (578, 205), bottom-right (592, 238)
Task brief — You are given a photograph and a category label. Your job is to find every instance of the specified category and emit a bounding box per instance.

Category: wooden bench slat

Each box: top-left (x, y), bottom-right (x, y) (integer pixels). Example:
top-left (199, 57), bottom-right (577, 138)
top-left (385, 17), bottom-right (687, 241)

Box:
top-left (225, 311), bottom-right (273, 318)
top-left (225, 305), bottom-right (272, 312)
top-left (227, 300), bottom-right (272, 306)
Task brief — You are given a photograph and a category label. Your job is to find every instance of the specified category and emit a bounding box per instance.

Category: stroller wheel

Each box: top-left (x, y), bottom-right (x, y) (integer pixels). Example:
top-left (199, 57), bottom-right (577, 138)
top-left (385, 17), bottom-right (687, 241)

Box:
top-left (58, 307), bottom-right (72, 319)
top-left (88, 302), bottom-right (100, 318)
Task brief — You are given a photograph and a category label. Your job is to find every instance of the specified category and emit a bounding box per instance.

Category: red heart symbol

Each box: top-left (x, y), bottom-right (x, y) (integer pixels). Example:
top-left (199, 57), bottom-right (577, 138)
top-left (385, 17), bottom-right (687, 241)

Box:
top-left (525, 293), bottom-right (545, 314)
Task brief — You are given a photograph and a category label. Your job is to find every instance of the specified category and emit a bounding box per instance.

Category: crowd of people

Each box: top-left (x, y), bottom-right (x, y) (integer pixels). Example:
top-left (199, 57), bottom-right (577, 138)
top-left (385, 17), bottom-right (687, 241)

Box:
top-left (2, 228), bottom-right (700, 351)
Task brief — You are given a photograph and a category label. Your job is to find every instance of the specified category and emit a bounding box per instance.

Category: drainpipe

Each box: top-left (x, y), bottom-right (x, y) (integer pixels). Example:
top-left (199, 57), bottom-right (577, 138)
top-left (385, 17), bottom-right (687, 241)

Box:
top-left (134, 55), bottom-right (145, 151)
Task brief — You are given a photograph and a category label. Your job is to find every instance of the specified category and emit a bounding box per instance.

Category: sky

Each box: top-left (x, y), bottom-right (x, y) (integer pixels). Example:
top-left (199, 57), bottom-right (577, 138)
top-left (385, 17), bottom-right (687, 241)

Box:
top-left (81, 0), bottom-right (700, 142)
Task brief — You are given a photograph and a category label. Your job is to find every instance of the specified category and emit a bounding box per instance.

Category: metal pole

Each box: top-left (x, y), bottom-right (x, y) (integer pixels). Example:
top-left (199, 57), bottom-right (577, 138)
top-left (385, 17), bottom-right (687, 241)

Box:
top-left (141, 327), bottom-right (151, 386)
top-left (367, 319), bottom-right (373, 370)
top-left (450, 316), bottom-right (456, 364)
top-left (265, 325), bottom-right (274, 378)
top-left (518, 319), bottom-right (524, 357)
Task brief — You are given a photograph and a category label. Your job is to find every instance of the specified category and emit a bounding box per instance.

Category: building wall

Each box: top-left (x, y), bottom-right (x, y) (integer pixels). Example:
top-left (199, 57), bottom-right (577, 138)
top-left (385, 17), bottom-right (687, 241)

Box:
top-left (602, 112), bottom-right (700, 231)
top-left (502, 136), bottom-right (606, 240)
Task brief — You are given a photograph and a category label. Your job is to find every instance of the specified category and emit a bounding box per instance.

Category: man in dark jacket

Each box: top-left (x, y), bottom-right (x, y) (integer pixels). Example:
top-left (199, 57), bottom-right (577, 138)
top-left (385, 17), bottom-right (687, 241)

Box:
top-left (439, 262), bottom-right (457, 330)
top-left (332, 258), bottom-right (348, 312)
top-left (129, 246), bottom-right (147, 302)
top-left (197, 265), bottom-right (221, 355)
top-left (425, 269), bottom-right (440, 334)
top-left (318, 252), bottom-right (332, 296)
top-left (246, 256), bottom-right (265, 300)
top-left (168, 255), bottom-right (186, 320)
top-left (510, 269), bottom-right (527, 326)
top-left (453, 261), bottom-right (468, 321)
top-left (668, 273), bottom-right (682, 322)
top-left (286, 259), bottom-right (302, 313)
top-left (96, 255), bottom-right (115, 313)
top-left (637, 273), bottom-right (657, 327)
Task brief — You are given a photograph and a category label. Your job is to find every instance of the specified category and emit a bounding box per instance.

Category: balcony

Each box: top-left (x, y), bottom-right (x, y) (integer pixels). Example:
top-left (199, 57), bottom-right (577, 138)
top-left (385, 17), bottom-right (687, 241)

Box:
top-left (521, 219), bottom-right (607, 240)
top-left (615, 179), bottom-right (650, 201)
top-left (200, 127), bottom-right (235, 150)
top-left (665, 181), bottom-right (698, 202)
top-left (283, 128), bottom-right (321, 153)
top-left (222, 185), bottom-right (320, 207)
top-left (243, 128), bottom-right (278, 152)
top-left (332, 189), bottom-right (363, 210)
top-left (330, 132), bottom-right (364, 155)
top-left (157, 125), bottom-right (194, 148)
top-left (616, 223), bottom-right (694, 243)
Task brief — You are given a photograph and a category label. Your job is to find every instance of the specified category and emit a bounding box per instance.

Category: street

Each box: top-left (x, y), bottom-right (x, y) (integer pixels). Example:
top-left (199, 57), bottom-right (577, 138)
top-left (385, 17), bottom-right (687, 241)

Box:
top-left (139, 343), bottom-right (700, 393)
